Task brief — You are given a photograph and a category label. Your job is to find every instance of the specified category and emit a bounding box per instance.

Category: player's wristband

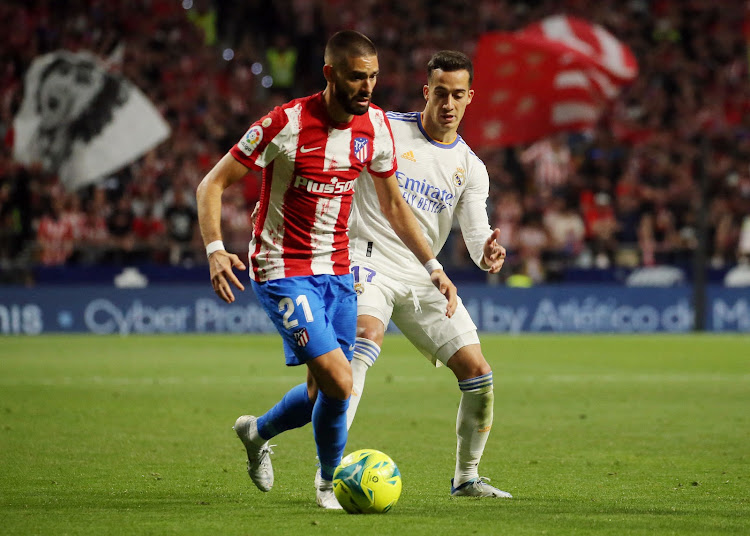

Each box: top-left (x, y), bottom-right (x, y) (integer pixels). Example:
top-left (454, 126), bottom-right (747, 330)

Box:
top-left (424, 259), bottom-right (443, 274)
top-left (205, 240), bottom-right (225, 258)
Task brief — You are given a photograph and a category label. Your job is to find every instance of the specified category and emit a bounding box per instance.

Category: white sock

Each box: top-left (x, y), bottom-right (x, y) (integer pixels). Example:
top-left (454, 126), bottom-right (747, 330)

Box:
top-left (346, 337), bottom-right (381, 430)
top-left (454, 372), bottom-right (494, 486)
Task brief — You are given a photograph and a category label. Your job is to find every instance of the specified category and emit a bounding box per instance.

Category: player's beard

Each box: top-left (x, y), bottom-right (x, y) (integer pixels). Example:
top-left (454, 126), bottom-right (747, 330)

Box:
top-left (333, 79), bottom-right (370, 116)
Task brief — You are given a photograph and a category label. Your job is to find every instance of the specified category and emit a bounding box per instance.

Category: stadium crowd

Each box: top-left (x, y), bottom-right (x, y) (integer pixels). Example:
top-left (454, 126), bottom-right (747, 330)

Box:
top-left (1, 0), bottom-right (749, 284)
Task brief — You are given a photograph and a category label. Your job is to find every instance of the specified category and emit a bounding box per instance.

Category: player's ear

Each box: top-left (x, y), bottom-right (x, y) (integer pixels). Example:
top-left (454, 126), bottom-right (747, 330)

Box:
top-left (323, 64), bottom-right (334, 83)
top-left (423, 84), bottom-right (429, 101)
top-left (467, 88), bottom-right (475, 104)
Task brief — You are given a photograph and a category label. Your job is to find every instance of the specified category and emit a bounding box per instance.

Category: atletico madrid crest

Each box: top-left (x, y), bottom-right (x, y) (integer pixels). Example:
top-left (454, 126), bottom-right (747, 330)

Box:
top-left (353, 137), bottom-right (370, 163)
top-left (293, 327), bottom-right (309, 347)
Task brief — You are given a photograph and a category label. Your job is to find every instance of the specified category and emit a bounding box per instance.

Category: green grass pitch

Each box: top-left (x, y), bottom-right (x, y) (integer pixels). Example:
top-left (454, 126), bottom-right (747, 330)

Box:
top-left (1, 334), bottom-right (748, 535)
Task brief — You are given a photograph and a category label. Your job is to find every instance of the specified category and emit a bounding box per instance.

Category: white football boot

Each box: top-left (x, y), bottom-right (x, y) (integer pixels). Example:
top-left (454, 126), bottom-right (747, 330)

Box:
top-left (233, 415), bottom-right (274, 492)
top-left (314, 467), bottom-right (343, 510)
top-left (450, 477), bottom-right (512, 498)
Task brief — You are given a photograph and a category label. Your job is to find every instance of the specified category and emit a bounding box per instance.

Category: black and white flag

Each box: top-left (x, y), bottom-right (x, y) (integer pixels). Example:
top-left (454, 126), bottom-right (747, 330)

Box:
top-left (12, 49), bottom-right (170, 190)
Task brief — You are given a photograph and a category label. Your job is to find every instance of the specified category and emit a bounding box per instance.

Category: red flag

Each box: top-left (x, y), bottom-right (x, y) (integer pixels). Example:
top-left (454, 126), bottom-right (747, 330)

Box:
top-left (462, 15), bottom-right (638, 148)
top-left (522, 15), bottom-right (638, 83)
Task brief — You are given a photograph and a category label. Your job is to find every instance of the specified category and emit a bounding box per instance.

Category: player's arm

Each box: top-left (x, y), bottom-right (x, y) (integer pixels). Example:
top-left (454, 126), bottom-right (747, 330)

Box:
top-left (372, 173), bottom-right (457, 317)
top-left (455, 164), bottom-right (506, 274)
top-left (196, 152), bottom-right (249, 304)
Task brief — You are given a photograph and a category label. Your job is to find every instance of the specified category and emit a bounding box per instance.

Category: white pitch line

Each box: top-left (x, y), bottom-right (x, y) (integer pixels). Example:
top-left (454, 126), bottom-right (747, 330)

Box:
top-left (0, 373), bottom-right (747, 387)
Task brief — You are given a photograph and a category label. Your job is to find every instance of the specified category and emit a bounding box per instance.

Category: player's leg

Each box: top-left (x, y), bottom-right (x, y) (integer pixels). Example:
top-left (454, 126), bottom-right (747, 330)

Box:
top-left (307, 347), bottom-right (352, 480)
top-left (391, 287), bottom-right (511, 498)
top-left (445, 344), bottom-right (510, 498)
top-left (348, 315), bottom-right (385, 429)
top-left (235, 275), bottom-right (351, 499)
top-left (306, 273), bottom-right (357, 509)
top-left (233, 378), bottom-right (314, 492)
top-left (346, 268), bottom-right (396, 430)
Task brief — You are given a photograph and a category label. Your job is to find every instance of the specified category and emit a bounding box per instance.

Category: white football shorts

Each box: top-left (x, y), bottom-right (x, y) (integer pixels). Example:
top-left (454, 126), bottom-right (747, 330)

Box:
top-left (352, 264), bottom-right (479, 366)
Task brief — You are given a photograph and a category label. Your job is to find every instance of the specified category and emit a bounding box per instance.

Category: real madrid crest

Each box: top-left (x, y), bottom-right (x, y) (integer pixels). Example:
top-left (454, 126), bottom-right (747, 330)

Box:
top-left (354, 282), bottom-right (364, 296)
top-left (453, 167), bottom-right (466, 187)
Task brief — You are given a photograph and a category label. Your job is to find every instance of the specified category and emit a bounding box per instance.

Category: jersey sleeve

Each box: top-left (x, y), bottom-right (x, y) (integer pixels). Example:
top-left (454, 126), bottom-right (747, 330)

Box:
top-left (366, 108), bottom-right (397, 178)
top-left (455, 156), bottom-right (493, 270)
top-left (229, 104), bottom-right (291, 171)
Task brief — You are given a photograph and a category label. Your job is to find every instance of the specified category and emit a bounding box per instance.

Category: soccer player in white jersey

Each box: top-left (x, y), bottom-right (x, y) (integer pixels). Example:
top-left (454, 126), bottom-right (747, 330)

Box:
top-left (346, 50), bottom-right (511, 498)
top-left (196, 31), bottom-right (457, 510)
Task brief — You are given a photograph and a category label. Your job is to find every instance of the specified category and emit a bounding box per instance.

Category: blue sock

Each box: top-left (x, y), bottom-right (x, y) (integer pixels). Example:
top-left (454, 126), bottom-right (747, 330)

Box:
top-left (312, 391), bottom-right (350, 481)
top-left (256, 383), bottom-right (314, 439)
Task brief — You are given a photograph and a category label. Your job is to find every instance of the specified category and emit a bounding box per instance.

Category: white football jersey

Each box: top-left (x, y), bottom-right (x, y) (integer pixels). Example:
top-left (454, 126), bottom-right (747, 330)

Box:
top-left (349, 111), bottom-right (492, 284)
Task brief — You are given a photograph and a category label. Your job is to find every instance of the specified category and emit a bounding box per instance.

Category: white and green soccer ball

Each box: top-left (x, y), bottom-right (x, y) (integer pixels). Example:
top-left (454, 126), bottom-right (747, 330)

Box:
top-left (332, 449), bottom-right (402, 514)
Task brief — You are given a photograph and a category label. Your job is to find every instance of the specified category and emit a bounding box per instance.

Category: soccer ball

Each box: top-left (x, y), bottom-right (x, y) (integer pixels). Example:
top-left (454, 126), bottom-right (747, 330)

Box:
top-left (332, 449), bottom-right (402, 514)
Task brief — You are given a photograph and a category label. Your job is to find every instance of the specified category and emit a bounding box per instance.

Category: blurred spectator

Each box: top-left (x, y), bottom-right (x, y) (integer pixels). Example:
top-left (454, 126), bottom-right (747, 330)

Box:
top-left (613, 167), bottom-right (643, 266)
top-left (61, 193), bottom-right (86, 243)
top-left (516, 211), bottom-right (550, 283)
top-left (164, 187), bottom-right (198, 265)
top-left (132, 200), bottom-right (167, 263)
top-left (492, 188), bottom-right (523, 266)
top-left (187, 0), bottom-right (218, 46)
top-left (266, 34), bottom-right (298, 100)
top-left (520, 133), bottom-right (574, 200)
top-left (107, 195), bottom-right (137, 264)
top-left (583, 192), bottom-right (618, 268)
top-left (36, 196), bottom-right (73, 266)
top-left (543, 196), bottom-right (586, 269)
top-left (74, 198), bottom-right (111, 264)
top-left (638, 205), bottom-right (681, 266)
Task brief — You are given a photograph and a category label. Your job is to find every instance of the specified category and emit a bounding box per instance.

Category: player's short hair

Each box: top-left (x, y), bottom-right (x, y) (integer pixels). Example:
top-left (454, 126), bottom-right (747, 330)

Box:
top-left (427, 50), bottom-right (474, 85)
top-left (324, 30), bottom-right (377, 69)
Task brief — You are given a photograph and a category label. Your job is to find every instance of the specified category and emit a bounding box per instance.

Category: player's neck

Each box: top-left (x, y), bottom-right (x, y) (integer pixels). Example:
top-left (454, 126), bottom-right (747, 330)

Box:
top-left (420, 112), bottom-right (458, 144)
top-left (323, 88), bottom-right (353, 124)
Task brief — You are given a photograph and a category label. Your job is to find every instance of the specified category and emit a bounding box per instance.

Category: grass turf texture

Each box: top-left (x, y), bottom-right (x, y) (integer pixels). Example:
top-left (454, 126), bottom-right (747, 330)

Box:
top-left (1, 334), bottom-right (748, 535)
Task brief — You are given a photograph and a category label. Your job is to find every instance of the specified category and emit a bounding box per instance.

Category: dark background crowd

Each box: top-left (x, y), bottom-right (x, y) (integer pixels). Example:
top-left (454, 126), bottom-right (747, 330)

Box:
top-left (1, 0), bottom-right (749, 285)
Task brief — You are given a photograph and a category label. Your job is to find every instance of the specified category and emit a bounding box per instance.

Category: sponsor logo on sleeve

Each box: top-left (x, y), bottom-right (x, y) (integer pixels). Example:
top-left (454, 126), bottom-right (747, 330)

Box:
top-left (239, 125), bottom-right (263, 156)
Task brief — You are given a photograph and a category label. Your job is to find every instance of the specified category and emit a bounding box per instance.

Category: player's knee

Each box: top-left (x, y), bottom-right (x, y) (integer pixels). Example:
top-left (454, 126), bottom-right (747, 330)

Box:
top-left (355, 320), bottom-right (384, 345)
top-left (448, 354), bottom-right (492, 381)
top-left (325, 375), bottom-right (352, 400)
top-left (325, 363), bottom-right (353, 400)
top-left (467, 361), bottom-right (492, 380)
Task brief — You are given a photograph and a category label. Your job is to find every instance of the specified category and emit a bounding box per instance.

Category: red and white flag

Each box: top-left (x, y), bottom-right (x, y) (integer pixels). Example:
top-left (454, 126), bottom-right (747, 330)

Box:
top-left (462, 15), bottom-right (638, 148)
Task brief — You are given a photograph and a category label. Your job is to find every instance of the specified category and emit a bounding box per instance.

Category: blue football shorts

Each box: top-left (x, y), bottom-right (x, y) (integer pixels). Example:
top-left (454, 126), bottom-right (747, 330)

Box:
top-left (251, 273), bottom-right (357, 366)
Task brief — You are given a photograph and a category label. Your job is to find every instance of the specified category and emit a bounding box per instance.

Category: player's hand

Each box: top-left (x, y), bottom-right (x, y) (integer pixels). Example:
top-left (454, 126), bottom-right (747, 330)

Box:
top-left (209, 250), bottom-right (246, 303)
top-left (482, 228), bottom-right (506, 274)
top-left (430, 270), bottom-right (458, 318)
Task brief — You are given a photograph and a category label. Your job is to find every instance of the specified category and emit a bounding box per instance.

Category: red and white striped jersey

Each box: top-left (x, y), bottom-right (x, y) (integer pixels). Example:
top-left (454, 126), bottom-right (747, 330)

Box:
top-left (229, 92), bottom-right (397, 282)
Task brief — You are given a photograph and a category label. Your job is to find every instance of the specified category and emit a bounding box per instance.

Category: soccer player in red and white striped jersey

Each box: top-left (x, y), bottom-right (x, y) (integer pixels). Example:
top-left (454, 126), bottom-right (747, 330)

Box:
top-left (196, 31), bottom-right (457, 509)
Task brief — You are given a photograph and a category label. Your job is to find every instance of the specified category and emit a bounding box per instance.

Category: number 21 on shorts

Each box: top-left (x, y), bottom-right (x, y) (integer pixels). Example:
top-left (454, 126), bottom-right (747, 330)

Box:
top-left (278, 295), bottom-right (313, 329)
